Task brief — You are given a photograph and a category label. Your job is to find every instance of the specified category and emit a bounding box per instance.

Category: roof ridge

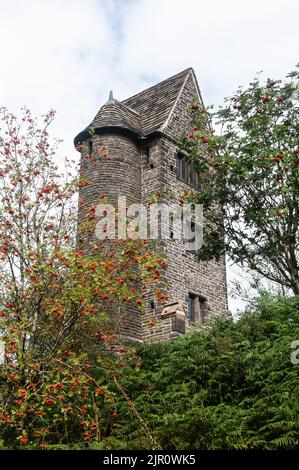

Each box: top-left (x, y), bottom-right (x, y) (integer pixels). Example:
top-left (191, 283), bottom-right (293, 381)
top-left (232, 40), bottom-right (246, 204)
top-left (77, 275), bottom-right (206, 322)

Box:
top-left (122, 68), bottom-right (193, 104)
top-left (74, 67), bottom-right (199, 144)
top-left (101, 99), bottom-right (141, 117)
top-left (159, 69), bottom-right (193, 131)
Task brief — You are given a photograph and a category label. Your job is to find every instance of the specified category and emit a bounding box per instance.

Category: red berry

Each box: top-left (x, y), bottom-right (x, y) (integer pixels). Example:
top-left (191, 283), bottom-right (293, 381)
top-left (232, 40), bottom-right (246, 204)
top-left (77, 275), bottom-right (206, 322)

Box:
top-left (20, 435), bottom-right (28, 446)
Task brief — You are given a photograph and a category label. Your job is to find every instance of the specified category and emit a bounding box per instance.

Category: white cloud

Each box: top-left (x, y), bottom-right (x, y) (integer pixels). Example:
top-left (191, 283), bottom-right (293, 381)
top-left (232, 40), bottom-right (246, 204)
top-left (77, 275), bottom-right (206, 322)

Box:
top-left (1, 0), bottom-right (298, 145)
top-left (116, 0), bottom-right (299, 106)
top-left (0, 0), bottom-right (118, 158)
top-left (0, 0), bottom-right (298, 311)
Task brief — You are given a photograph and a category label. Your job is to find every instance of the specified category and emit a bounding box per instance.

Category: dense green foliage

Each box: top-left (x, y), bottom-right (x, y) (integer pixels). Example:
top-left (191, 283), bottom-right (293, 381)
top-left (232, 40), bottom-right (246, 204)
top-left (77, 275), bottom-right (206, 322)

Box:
top-left (1, 294), bottom-right (298, 450)
top-left (100, 294), bottom-right (299, 450)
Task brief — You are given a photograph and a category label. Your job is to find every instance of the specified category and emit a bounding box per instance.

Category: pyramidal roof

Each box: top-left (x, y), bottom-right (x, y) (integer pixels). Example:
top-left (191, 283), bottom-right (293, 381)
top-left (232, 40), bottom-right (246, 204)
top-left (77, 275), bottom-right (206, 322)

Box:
top-left (74, 68), bottom-right (198, 145)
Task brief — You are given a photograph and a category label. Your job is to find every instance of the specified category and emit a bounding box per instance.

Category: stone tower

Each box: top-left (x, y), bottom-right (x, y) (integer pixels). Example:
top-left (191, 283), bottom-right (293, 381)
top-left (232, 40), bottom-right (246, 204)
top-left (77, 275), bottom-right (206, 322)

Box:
top-left (74, 68), bottom-right (228, 342)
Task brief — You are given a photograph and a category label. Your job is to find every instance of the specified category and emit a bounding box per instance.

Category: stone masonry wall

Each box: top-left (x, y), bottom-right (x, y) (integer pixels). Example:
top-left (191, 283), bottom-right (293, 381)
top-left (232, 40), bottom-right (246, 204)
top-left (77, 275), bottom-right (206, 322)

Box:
top-left (139, 72), bottom-right (228, 341)
top-left (78, 133), bottom-right (145, 341)
top-left (77, 71), bottom-right (228, 343)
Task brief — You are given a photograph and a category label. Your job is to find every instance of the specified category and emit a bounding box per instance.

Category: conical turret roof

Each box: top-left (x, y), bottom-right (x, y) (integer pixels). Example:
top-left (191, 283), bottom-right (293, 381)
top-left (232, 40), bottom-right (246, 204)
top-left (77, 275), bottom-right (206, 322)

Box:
top-left (74, 68), bottom-right (200, 145)
top-left (90, 99), bottom-right (142, 134)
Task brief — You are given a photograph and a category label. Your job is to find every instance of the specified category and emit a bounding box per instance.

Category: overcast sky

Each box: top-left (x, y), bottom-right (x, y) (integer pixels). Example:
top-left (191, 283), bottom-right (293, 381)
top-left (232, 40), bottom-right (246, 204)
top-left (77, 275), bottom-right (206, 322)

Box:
top-left (0, 0), bottom-right (298, 311)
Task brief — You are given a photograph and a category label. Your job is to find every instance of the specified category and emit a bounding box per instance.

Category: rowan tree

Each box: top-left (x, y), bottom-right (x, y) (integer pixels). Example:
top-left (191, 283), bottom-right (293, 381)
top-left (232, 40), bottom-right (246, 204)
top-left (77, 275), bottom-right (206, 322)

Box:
top-left (0, 107), bottom-right (165, 448)
top-left (181, 67), bottom-right (299, 294)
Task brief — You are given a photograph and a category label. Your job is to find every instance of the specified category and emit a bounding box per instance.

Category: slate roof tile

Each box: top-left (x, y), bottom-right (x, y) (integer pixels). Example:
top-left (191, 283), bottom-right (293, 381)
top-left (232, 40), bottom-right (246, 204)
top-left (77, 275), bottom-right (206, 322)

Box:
top-left (90, 100), bottom-right (142, 134)
top-left (75, 68), bottom-right (194, 144)
top-left (122, 68), bottom-right (192, 134)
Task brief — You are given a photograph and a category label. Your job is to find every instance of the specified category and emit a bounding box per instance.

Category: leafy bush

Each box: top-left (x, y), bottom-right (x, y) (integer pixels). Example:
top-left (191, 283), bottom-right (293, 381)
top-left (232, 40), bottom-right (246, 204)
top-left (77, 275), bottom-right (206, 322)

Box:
top-left (1, 294), bottom-right (298, 449)
top-left (106, 294), bottom-right (299, 449)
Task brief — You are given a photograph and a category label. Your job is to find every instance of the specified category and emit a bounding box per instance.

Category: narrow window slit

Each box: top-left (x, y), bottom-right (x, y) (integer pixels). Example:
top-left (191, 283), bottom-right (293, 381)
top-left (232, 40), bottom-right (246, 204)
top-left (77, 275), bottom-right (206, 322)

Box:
top-left (88, 140), bottom-right (93, 156)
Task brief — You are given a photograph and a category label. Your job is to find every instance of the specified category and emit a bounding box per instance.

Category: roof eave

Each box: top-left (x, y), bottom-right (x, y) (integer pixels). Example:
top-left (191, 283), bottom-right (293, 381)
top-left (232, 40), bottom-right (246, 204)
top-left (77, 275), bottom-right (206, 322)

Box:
top-left (74, 126), bottom-right (144, 147)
